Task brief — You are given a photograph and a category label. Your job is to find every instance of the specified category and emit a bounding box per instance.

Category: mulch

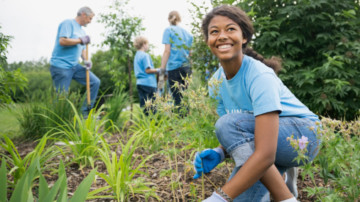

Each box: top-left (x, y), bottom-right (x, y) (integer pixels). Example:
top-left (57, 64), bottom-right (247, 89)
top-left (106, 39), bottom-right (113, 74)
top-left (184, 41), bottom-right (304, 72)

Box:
top-left (5, 132), bottom-right (322, 201)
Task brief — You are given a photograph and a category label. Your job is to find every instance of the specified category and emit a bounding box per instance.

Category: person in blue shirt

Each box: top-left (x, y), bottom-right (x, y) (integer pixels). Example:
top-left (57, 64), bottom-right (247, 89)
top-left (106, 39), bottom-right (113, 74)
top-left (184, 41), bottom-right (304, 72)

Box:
top-left (133, 36), bottom-right (164, 115)
top-left (50, 6), bottom-right (100, 118)
top-left (160, 10), bottom-right (193, 108)
top-left (192, 5), bottom-right (321, 202)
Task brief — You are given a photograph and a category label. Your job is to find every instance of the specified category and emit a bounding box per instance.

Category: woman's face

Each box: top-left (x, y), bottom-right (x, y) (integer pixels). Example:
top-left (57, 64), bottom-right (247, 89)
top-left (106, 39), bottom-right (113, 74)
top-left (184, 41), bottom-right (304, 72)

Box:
top-left (206, 15), bottom-right (247, 62)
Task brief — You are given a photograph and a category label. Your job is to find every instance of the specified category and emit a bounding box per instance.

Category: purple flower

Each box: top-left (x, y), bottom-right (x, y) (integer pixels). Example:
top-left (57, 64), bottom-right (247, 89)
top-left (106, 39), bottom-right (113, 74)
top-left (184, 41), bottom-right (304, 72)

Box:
top-left (298, 136), bottom-right (309, 150)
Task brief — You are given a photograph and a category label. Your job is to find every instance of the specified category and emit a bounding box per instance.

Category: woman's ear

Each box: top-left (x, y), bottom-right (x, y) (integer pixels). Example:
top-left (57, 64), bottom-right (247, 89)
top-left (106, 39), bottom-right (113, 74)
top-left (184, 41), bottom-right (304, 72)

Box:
top-left (242, 38), bottom-right (248, 45)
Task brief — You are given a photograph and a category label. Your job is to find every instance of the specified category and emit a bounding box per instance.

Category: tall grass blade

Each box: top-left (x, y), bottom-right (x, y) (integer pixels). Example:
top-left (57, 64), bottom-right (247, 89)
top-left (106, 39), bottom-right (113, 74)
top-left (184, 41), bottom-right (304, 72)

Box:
top-left (70, 169), bottom-right (96, 202)
top-left (38, 174), bottom-right (50, 201)
top-left (9, 156), bottom-right (40, 202)
top-left (0, 159), bottom-right (7, 202)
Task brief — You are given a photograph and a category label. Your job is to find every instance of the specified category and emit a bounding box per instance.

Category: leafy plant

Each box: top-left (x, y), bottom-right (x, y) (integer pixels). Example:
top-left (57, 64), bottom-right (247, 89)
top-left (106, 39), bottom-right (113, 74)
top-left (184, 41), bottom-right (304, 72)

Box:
top-left (289, 117), bottom-right (360, 201)
top-left (188, 0), bottom-right (220, 83)
top-left (128, 109), bottom-right (168, 150)
top-left (171, 74), bottom-right (219, 148)
top-left (98, 0), bottom-right (145, 114)
top-left (0, 157), bottom-right (96, 202)
top-left (0, 26), bottom-right (28, 107)
top-left (0, 134), bottom-right (59, 185)
top-left (48, 101), bottom-right (112, 168)
top-left (17, 102), bottom-right (47, 139)
top-left (16, 90), bottom-right (83, 140)
top-left (105, 88), bottom-right (128, 130)
top-left (88, 133), bottom-right (159, 201)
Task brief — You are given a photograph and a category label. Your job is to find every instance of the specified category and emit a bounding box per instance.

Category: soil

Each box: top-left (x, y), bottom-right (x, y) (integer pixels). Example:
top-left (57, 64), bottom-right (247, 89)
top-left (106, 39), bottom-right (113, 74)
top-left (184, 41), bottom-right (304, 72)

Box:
top-left (6, 132), bottom-right (322, 202)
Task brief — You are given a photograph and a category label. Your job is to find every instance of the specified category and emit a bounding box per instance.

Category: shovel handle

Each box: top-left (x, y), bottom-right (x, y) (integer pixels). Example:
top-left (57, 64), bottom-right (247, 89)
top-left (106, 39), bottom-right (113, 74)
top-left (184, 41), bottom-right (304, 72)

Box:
top-left (86, 44), bottom-right (91, 106)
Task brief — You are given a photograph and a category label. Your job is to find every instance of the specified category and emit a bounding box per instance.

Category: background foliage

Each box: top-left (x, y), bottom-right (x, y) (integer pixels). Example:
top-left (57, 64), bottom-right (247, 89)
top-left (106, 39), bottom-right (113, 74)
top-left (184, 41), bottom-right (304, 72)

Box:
top-left (237, 0), bottom-right (360, 120)
top-left (189, 0), bottom-right (360, 120)
top-left (0, 27), bottom-right (27, 106)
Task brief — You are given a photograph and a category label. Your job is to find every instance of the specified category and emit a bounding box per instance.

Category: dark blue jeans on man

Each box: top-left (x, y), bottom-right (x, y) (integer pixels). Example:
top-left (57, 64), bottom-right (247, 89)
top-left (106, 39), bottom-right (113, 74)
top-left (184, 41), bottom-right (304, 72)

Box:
top-left (50, 64), bottom-right (100, 117)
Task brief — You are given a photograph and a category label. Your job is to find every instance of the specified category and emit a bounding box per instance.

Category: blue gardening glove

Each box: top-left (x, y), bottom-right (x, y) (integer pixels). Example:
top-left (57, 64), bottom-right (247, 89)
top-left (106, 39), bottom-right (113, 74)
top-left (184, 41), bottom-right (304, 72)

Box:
top-left (79, 35), bottom-right (90, 45)
top-left (193, 147), bottom-right (225, 179)
top-left (203, 191), bottom-right (228, 202)
top-left (84, 60), bottom-right (92, 70)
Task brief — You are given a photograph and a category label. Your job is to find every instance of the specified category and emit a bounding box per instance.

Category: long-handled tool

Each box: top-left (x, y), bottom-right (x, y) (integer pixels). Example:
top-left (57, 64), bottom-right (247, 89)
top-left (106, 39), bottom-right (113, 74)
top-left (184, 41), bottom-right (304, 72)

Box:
top-left (85, 44), bottom-right (91, 107)
top-left (157, 69), bottom-right (165, 96)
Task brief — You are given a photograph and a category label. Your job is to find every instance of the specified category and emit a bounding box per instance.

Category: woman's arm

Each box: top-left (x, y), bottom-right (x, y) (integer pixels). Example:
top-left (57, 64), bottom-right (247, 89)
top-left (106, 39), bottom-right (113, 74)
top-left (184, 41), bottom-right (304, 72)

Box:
top-left (220, 112), bottom-right (293, 201)
top-left (160, 44), bottom-right (171, 69)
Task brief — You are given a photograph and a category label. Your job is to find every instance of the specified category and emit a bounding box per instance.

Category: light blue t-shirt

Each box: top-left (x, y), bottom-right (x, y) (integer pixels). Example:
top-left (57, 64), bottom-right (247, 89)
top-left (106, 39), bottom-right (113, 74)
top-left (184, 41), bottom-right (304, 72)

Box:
top-left (209, 55), bottom-right (319, 122)
top-left (162, 25), bottom-right (193, 71)
top-left (133, 50), bottom-right (157, 88)
top-left (50, 19), bottom-right (85, 69)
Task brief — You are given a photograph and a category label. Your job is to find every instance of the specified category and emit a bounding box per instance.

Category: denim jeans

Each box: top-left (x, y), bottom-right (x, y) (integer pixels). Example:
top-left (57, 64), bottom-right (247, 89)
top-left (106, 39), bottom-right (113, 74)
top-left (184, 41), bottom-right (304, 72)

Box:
top-left (137, 84), bottom-right (157, 115)
top-left (50, 64), bottom-right (100, 116)
top-left (167, 66), bottom-right (191, 106)
top-left (215, 113), bottom-right (320, 202)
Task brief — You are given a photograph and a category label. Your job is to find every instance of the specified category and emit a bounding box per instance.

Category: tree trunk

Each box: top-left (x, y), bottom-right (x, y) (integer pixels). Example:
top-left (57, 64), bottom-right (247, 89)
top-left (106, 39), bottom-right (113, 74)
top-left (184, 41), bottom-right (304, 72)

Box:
top-left (127, 55), bottom-right (133, 120)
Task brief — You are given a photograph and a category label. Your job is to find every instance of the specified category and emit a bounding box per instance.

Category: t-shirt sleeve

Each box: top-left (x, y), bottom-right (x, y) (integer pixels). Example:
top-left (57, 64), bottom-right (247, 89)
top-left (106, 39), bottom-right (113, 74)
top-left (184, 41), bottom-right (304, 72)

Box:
top-left (249, 73), bottom-right (282, 116)
top-left (144, 54), bottom-right (153, 69)
top-left (162, 28), bottom-right (171, 44)
top-left (58, 21), bottom-right (72, 38)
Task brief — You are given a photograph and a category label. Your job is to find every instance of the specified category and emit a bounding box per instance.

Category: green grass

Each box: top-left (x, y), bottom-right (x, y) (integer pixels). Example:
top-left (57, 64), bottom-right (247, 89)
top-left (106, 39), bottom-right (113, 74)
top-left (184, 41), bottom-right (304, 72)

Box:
top-left (0, 104), bottom-right (22, 138)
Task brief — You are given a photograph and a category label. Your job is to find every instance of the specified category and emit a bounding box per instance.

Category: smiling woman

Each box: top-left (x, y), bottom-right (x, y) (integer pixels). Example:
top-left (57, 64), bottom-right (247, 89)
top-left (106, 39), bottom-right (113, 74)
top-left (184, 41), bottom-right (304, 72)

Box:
top-left (192, 5), bottom-right (321, 202)
top-left (206, 15), bottom-right (248, 79)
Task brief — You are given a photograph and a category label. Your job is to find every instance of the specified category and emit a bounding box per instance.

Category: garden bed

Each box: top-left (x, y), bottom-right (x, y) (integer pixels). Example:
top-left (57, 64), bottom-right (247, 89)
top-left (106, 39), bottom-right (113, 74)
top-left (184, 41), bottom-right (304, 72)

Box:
top-left (10, 132), bottom-right (321, 201)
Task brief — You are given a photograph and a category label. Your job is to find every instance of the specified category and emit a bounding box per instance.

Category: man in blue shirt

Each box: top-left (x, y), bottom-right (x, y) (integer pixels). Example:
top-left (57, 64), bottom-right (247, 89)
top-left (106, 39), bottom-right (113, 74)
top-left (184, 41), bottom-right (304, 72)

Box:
top-left (50, 6), bottom-right (100, 118)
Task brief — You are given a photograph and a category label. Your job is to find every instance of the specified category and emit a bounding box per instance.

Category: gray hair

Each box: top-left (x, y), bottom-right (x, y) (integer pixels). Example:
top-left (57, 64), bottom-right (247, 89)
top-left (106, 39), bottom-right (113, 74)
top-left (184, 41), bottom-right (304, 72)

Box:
top-left (77, 7), bottom-right (94, 16)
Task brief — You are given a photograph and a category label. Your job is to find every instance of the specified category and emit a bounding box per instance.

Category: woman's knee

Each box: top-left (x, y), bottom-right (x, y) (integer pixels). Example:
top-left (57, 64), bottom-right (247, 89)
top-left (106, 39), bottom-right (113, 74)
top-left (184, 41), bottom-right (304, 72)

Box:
top-left (215, 113), bottom-right (255, 137)
top-left (215, 113), bottom-right (255, 150)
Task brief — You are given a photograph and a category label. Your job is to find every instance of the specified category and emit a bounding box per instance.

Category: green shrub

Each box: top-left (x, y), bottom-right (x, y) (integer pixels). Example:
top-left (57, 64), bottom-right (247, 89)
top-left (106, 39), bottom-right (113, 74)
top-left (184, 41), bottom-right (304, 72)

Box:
top-left (105, 88), bottom-right (129, 129)
top-left (237, 0), bottom-right (360, 120)
top-left (17, 90), bottom-right (83, 140)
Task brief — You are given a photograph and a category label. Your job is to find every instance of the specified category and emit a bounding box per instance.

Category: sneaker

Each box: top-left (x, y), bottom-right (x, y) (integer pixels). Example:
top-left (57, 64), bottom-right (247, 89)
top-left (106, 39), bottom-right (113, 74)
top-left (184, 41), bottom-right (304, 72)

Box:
top-left (285, 167), bottom-right (298, 198)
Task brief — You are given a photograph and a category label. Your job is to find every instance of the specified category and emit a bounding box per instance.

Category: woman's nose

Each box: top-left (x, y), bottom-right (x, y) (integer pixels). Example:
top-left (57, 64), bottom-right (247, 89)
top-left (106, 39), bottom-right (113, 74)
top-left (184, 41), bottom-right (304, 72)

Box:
top-left (218, 30), bottom-right (228, 40)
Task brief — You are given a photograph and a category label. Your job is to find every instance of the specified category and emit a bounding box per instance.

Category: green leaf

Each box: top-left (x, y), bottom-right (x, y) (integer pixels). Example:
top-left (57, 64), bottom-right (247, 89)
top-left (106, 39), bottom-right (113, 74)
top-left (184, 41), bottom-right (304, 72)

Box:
top-left (38, 174), bottom-right (50, 202)
top-left (10, 157), bottom-right (40, 202)
top-left (69, 169), bottom-right (96, 202)
top-left (0, 159), bottom-right (7, 202)
top-left (57, 160), bottom-right (68, 202)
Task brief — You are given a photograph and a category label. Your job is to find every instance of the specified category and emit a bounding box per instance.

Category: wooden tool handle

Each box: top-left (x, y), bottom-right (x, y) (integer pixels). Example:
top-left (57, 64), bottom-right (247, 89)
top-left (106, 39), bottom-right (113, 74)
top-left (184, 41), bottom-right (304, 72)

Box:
top-left (86, 44), bottom-right (91, 106)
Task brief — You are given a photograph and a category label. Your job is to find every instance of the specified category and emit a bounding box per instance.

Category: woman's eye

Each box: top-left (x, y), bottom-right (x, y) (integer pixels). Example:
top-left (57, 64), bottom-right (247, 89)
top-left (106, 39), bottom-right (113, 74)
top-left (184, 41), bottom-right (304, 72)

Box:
top-left (227, 27), bottom-right (235, 31)
top-left (210, 30), bottom-right (218, 34)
